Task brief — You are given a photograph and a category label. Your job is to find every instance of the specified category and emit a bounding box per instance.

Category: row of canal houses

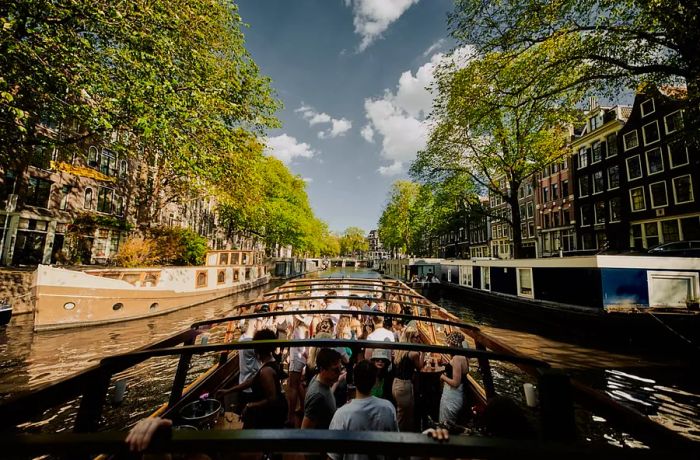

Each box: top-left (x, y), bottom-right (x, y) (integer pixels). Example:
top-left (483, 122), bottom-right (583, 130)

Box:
top-left (437, 86), bottom-right (699, 259)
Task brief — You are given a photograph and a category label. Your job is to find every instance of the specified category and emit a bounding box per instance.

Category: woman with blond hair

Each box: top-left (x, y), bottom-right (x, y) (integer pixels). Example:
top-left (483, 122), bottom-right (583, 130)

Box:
top-left (391, 325), bottom-right (423, 431)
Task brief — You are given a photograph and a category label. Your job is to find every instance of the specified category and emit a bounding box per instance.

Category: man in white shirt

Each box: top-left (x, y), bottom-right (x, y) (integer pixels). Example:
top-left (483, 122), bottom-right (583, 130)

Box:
top-left (364, 315), bottom-right (395, 360)
top-left (328, 360), bottom-right (398, 460)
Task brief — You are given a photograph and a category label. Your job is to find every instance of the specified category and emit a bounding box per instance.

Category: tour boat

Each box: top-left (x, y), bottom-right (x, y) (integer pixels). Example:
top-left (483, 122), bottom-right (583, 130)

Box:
top-left (31, 249), bottom-right (271, 331)
top-left (0, 277), bottom-right (697, 458)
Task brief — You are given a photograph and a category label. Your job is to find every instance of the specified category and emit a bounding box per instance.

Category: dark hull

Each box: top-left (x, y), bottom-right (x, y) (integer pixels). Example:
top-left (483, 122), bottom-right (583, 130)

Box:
top-left (430, 282), bottom-right (700, 353)
top-left (0, 306), bottom-right (11, 326)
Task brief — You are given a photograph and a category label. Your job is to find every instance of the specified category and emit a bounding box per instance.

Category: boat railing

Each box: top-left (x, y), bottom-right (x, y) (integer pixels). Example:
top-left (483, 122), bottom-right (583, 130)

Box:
top-left (1, 427), bottom-right (697, 459)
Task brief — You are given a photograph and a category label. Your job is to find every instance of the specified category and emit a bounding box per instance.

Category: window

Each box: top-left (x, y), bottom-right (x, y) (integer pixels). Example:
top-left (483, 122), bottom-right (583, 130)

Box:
top-left (623, 131), bottom-right (639, 151)
top-left (630, 187), bottom-right (646, 212)
top-left (526, 183), bottom-right (533, 196)
top-left (59, 185), bottom-right (71, 210)
top-left (543, 187), bottom-right (549, 202)
top-left (592, 171), bottom-right (604, 194)
top-left (25, 177), bottom-right (52, 208)
top-left (552, 183), bottom-right (558, 200)
top-left (631, 224), bottom-right (644, 249)
top-left (113, 195), bottom-right (124, 216)
top-left (562, 158), bottom-right (569, 170)
top-left (520, 204), bottom-right (526, 219)
top-left (664, 110), bottom-right (683, 134)
top-left (527, 202), bottom-right (533, 219)
top-left (578, 147), bottom-right (589, 168)
top-left (87, 146), bottom-right (99, 167)
top-left (581, 233), bottom-right (597, 250)
top-left (609, 197), bottom-right (621, 222)
top-left (662, 220), bottom-right (680, 243)
top-left (482, 267), bottom-right (490, 291)
top-left (645, 222), bottom-right (660, 247)
top-left (528, 221), bottom-right (535, 237)
top-left (553, 211), bottom-right (560, 227)
top-left (607, 165), bottom-right (620, 190)
top-left (649, 181), bottom-right (668, 208)
top-left (594, 201), bottom-right (606, 224)
top-left (517, 268), bottom-right (533, 297)
top-left (640, 98), bottom-right (655, 117)
top-left (196, 271), bottom-right (208, 288)
top-left (562, 180), bottom-right (569, 197)
top-left (606, 133), bottom-right (618, 157)
top-left (552, 163), bottom-right (559, 173)
top-left (672, 175), bottom-right (694, 204)
top-left (626, 155), bottom-right (642, 181)
top-left (84, 188), bottom-right (93, 209)
top-left (97, 187), bottom-right (113, 213)
top-left (681, 217), bottom-right (700, 240)
top-left (578, 176), bottom-right (589, 197)
top-left (119, 160), bottom-right (128, 178)
top-left (99, 149), bottom-right (117, 176)
top-left (668, 141), bottom-right (689, 168)
top-left (642, 121), bottom-right (660, 145)
top-left (580, 204), bottom-right (592, 226)
top-left (591, 141), bottom-right (603, 163)
top-left (217, 269), bottom-right (226, 284)
top-left (645, 147), bottom-right (664, 175)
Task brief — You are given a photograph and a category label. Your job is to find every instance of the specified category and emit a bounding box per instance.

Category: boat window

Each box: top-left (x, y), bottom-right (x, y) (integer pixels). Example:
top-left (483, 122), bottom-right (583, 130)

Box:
top-left (112, 302), bottom-right (123, 311)
top-left (63, 302), bottom-right (76, 310)
top-left (481, 267), bottom-right (491, 291)
top-left (196, 271), bottom-right (208, 288)
top-left (219, 253), bottom-right (229, 265)
top-left (149, 303), bottom-right (159, 310)
top-left (217, 269), bottom-right (226, 284)
top-left (245, 268), bottom-right (251, 280)
top-left (143, 273), bottom-right (158, 287)
top-left (234, 270), bottom-right (240, 281)
top-left (517, 268), bottom-right (534, 298)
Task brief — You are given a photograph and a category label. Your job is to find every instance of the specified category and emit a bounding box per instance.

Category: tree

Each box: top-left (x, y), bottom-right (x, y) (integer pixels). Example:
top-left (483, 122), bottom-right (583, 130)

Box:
top-left (339, 227), bottom-right (368, 256)
top-left (0, 0), bottom-right (279, 211)
top-left (378, 181), bottom-right (420, 256)
top-left (412, 48), bottom-right (582, 258)
top-left (448, 0), bottom-right (700, 135)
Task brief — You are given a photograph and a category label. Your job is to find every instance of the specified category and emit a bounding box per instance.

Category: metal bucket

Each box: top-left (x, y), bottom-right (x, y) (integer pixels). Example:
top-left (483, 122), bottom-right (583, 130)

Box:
top-left (178, 398), bottom-right (222, 429)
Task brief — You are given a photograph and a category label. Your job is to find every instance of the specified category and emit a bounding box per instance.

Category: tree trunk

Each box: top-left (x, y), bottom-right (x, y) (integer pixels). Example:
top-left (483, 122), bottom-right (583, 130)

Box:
top-left (508, 181), bottom-right (523, 259)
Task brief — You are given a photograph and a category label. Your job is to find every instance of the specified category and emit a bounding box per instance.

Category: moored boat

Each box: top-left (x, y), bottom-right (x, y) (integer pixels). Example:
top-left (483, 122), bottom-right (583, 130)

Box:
top-left (32, 249), bottom-right (270, 331)
top-left (0, 276), bottom-right (697, 458)
top-left (0, 299), bottom-right (11, 326)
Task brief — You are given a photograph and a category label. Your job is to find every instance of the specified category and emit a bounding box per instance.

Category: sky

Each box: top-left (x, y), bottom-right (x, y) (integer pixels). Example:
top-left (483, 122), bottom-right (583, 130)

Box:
top-left (236, 0), bottom-right (456, 234)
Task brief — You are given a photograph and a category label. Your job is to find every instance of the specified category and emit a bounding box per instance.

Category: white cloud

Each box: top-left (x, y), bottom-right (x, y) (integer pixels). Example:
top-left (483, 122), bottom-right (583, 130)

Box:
top-left (422, 38), bottom-right (446, 57)
top-left (318, 118), bottom-right (352, 139)
top-left (296, 104), bottom-right (352, 139)
top-left (360, 124), bottom-right (375, 143)
top-left (345, 0), bottom-right (420, 52)
top-left (264, 134), bottom-right (315, 164)
top-left (302, 177), bottom-right (314, 183)
top-left (378, 161), bottom-right (404, 176)
top-left (365, 46), bottom-right (477, 175)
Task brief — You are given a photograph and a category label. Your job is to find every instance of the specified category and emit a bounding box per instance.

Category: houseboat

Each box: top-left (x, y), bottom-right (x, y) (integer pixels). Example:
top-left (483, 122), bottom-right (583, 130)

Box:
top-left (0, 277), bottom-right (696, 458)
top-left (31, 249), bottom-right (270, 331)
top-left (384, 255), bottom-right (700, 347)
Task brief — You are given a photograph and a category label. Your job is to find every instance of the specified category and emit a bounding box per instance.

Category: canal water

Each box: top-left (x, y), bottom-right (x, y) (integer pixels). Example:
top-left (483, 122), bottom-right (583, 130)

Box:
top-left (0, 268), bottom-right (697, 444)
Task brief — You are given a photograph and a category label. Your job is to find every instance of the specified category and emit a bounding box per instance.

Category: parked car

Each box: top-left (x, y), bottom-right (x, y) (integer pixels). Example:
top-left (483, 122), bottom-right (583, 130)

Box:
top-left (647, 241), bottom-right (700, 257)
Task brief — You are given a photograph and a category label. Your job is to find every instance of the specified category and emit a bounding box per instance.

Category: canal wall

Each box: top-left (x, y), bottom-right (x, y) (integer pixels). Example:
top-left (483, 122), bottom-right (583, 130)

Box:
top-left (0, 269), bottom-right (34, 315)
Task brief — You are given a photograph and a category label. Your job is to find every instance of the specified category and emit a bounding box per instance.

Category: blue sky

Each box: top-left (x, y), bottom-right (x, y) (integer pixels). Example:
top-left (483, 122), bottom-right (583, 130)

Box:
top-left (236, 0), bottom-right (455, 233)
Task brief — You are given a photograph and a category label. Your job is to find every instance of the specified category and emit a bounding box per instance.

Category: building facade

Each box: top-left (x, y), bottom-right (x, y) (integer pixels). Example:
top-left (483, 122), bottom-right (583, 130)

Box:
top-left (618, 87), bottom-right (700, 249)
top-left (535, 155), bottom-right (576, 257)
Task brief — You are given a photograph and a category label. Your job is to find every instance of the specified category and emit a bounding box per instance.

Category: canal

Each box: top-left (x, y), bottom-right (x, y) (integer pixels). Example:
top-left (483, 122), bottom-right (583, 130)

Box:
top-left (0, 268), bottom-right (697, 443)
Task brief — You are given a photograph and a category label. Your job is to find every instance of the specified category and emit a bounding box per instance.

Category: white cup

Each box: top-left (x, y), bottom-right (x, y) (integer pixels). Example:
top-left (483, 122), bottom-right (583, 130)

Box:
top-left (524, 383), bottom-right (538, 407)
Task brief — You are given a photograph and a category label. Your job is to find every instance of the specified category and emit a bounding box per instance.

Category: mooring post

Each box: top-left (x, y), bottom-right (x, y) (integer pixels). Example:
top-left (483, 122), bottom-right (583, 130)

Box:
top-left (474, 340), bottom-right (496, 398)
top-left (538, 369), bottom-right (576, 441)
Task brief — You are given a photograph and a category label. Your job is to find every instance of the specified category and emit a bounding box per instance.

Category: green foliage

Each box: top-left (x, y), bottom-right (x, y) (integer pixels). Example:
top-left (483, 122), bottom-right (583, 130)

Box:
top-left (68, 213), bottom-right (132, 233)
top-left (412, 46), bottom-right (582, 258)
top-left (448, 0), bottom-right (699, 134)
top-left (113, 238), bottom-right (159, 268)
top-left (148, 226), bottom-right (208, 266)
top-left (378, 181), bottom-right (420, 255)
top-left (339, 227), bottom-right (368, 256)
top-left (0, 0), bottom-right (280, 221)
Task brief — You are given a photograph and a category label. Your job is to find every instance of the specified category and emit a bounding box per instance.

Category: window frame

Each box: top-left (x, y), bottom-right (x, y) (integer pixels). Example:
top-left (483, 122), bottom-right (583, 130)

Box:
top-left (594, 201), bottom-right (606, 225)
top-left (629, 186), bottom-right (646, 212)
top-left (84, 188), bottom-right (94, 210)
top-left (668, 141), bottom-right (689, 169)
top-left (607, 165), bottom-right (620, 190)
top-left (642, 120), bottom-right (660, 146)
top-left (672, 175), bottom-right (694, 205)
top-left (578, 147), bottom-right (589, 169)
top-left (592, 170), bottom-right (604, 195)
top-left (626, 155), bottom-right (643, 181)
top-left (640, 98), bottom-right (655, 117)
top-left (623, 130), bottom-right (639, 151)
top-left (591, 141), bottom-right (603, 164)
top-left (609, 197), bottom-right (621, 223)
top-left (645, 147), bottom-right (664, 176)
top-left (664, 110), bottom-right (683, 134)
top-left (649, 181), bottom-right (669, 209)
top-left (516, 267), bottom-right (534, 298)
top-left (578, 176), bottom-right (589, 197)
top-left (605, 133), bottom-right (618, 158)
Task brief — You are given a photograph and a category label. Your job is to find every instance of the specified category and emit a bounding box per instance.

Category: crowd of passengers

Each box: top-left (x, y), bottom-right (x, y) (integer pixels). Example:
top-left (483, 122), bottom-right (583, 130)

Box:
top-left (126, 291), bottom-right (531, 455)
